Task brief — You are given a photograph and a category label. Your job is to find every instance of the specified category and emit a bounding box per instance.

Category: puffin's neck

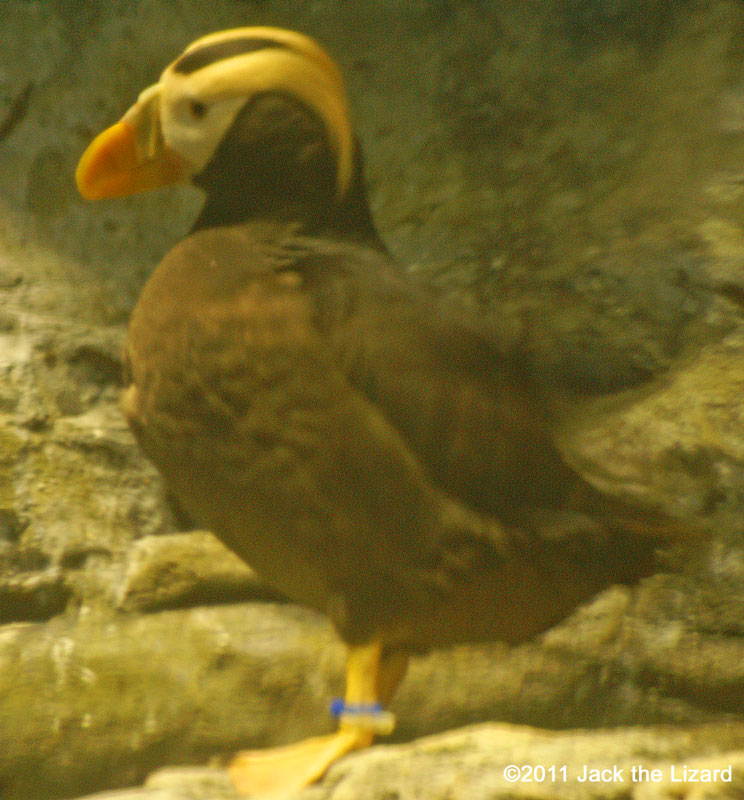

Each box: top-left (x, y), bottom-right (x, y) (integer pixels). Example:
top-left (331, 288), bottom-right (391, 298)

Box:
top-left (190, 135), bottom-right (388, 252)
top-left (190, 175), bottom-right (386, 251)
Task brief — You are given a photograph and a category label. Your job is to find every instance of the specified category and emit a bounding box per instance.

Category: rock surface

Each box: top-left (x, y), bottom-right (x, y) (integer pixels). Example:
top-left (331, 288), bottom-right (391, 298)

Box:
top-left (59, 724), bottom-right (744, 800)
top-left (1, 1), bottom-right (744, 799)
top-left (115, 532), bottom-right (279, 613)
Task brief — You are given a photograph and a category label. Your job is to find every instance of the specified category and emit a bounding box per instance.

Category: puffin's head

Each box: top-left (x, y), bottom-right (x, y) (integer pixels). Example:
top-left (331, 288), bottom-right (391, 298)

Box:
top-left (76, 28), bottom-right (373, 235)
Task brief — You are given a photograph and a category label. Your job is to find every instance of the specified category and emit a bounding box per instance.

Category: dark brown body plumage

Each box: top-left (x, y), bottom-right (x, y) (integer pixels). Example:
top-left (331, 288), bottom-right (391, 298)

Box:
top-left (123, 218), bottom-right (674, 653)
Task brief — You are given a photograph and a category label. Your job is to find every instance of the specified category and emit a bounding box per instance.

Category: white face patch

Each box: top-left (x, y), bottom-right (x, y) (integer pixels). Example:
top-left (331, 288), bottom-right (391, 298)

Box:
top-left (158, 70), bottom-right (247, 174)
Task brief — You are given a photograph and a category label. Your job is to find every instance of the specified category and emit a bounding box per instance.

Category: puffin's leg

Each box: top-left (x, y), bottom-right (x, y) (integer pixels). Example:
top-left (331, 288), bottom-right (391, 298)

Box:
top-left (228, 639), bottom-right (408, 797)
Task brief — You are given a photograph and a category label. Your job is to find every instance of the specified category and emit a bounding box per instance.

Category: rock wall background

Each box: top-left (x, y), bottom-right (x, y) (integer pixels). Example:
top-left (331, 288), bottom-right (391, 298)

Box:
top-left (2, 1), bottom-right (744, 798)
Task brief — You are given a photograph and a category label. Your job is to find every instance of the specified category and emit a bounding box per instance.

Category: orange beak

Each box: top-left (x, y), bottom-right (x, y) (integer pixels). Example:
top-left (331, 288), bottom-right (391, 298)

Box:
top-left (76, 86), bottom-right (187, 201)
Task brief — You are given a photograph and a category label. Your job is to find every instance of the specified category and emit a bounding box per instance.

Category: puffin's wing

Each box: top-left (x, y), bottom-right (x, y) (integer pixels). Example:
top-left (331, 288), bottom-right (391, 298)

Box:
top-left (288, 236), bottom-right (584, 523)
top-left (281, 236), bottom-right (686, 643)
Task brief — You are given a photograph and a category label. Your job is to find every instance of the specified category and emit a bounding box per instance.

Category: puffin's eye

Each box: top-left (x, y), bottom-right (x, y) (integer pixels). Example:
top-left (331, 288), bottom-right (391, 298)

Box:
top-left (189, 99), bottom-right (207, 119)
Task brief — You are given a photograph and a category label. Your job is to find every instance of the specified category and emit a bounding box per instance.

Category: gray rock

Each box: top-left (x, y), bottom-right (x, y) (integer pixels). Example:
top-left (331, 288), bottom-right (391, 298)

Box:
top-left (0, 568), bottom-right (70, 623)
top-left (308, 725), bottom-right (744, 800)
top-left (0, 605), bottom-right (343, 800)
top-left (116, 532), bottom-right (282, 613)
top-left (2, 585), bottom-right (744, 799)
top-left (64, 724), bottom-right (744, 800)
top-left (67, 768), bottom-right (237, 800)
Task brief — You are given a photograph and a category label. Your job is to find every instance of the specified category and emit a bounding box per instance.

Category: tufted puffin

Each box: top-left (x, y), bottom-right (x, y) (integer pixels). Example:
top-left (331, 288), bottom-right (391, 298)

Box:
top-left (76, 26), bottom-right (688, 796)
